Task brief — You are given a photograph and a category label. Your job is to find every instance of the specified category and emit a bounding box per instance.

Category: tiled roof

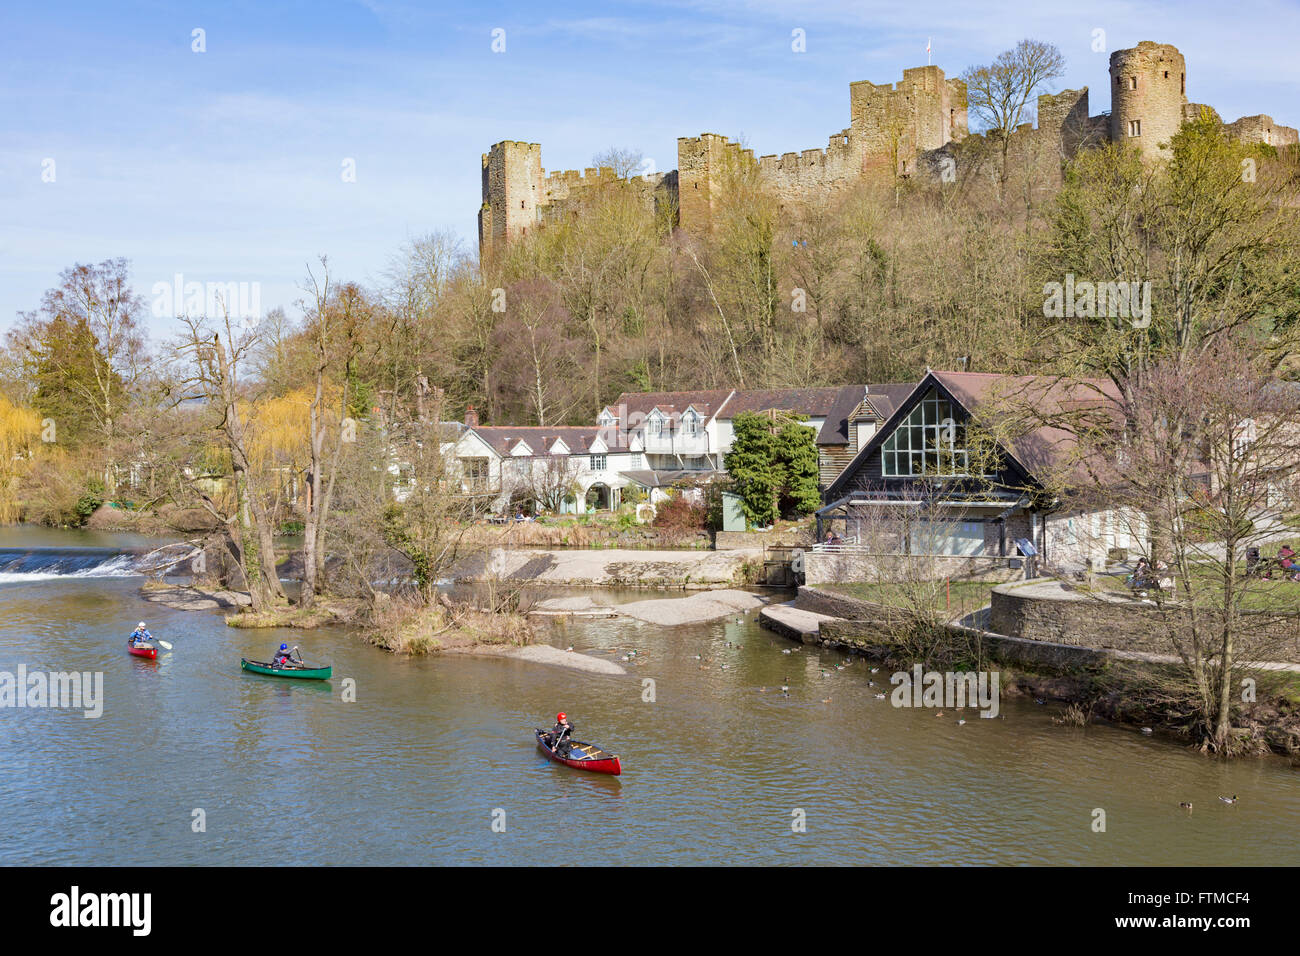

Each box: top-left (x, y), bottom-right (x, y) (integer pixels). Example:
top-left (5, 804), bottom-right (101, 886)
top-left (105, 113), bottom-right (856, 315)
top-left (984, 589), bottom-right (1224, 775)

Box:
top-left (816, 383), bottom-right (915, 445)
top-left (928, 369), bottom-right (1120, 479)
top-left (605, 390), bottom-right (735, 424)
top-left (720, 387), bottom-right (845, 417)
top-left (824, 369), bottom-right (1124, 500)
top-left (607, 386), bottom-right (851, 427)
top-left (466, 426), bottom-right (628, 457)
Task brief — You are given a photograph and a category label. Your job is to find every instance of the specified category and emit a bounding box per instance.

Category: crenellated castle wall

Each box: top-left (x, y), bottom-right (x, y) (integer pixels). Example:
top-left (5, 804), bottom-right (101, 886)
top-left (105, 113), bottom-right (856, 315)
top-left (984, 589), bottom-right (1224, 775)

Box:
top-left (479, 40), bottom-right (1296, 256)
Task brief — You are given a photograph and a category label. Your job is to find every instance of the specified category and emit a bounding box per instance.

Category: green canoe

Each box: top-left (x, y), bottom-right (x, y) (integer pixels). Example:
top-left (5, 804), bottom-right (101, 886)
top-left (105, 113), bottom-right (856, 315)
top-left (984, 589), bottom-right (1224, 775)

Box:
top-left (240, 658), bottom-right (333, 680)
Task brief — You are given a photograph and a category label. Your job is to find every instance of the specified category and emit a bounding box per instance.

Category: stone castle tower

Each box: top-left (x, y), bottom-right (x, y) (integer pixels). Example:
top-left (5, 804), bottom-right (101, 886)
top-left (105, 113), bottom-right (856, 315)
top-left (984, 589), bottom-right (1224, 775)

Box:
top-left (478, 141), bottom-right (543, 251)
top-left (479, 41), bottom-right (1296, 257)
top-left (1109, 41), bottom-right (1188, 161)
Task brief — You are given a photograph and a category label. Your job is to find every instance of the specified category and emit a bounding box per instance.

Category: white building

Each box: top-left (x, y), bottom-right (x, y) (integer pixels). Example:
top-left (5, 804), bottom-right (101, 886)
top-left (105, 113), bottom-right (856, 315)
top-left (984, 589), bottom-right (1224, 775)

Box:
top-left (451, 422), bottom-right (641, 514)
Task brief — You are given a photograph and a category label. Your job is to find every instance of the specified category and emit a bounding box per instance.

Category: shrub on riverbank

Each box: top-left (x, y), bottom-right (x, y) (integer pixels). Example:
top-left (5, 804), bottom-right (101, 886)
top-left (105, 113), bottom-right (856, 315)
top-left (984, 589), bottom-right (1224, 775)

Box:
top-left (226, 600), bottom-right (360, 629)
top-left (363, 595), bottom-right (535, 655)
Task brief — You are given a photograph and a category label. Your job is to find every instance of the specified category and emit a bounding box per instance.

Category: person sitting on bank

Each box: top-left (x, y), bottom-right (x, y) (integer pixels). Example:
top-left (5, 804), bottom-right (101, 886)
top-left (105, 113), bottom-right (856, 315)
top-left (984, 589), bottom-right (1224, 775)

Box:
top-left (1126, 557), bottom-right (1151, 589)
top-left (1246, 547), bottom-right (1261, 576)
top-left (130, 622), bottom-right (152, 647)
top-left (272, 643), bottom-right (302, 667)
top-left (1278, 544), bottom-right (1299, 582)
top-left (545, 712), bottom-right (574, 756)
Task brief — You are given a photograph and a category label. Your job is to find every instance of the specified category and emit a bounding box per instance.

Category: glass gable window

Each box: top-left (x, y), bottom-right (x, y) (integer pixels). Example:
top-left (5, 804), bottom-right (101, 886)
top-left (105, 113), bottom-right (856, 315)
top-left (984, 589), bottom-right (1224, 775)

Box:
top-left (880, 388), bottom-right (974, 477)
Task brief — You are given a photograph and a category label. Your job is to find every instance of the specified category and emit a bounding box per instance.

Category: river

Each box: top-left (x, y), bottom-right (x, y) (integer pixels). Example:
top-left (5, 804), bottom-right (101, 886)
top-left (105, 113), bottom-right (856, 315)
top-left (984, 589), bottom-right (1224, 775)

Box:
top-left (0, 527), bottom-right (1296, 865)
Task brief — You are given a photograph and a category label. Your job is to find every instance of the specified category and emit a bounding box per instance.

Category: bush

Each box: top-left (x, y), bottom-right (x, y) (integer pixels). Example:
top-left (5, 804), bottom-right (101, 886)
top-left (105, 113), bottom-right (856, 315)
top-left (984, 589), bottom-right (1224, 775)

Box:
top-left (652, 494), bottom-right (707, 533)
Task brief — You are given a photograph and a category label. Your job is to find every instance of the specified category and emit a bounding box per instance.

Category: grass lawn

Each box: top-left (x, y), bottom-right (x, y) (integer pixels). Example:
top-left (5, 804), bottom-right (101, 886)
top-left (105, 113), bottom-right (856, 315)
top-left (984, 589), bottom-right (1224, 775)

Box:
top-left (820, 580), bottom-right (997, 616)
top-left (1092, 566), bottom-right (1300, 612)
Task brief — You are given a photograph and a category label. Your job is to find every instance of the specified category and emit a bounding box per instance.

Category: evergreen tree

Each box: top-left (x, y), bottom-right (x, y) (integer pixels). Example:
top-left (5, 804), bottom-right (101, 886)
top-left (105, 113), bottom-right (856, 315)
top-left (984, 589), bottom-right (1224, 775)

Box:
top-left (775, 421), bottom-right (821, 516)
top-left (723, 411), bottom-right (779, 527)
top-left (725, 412), bottom-right (823, 526)
top-left (26, 316), bottom-right (123, 448)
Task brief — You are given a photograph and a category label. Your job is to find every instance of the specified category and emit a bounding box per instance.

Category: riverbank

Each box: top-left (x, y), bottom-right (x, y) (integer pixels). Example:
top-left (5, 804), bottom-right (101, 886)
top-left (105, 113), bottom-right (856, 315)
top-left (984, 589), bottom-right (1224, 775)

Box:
top-left (767, 585), bottom-right (1300, 762)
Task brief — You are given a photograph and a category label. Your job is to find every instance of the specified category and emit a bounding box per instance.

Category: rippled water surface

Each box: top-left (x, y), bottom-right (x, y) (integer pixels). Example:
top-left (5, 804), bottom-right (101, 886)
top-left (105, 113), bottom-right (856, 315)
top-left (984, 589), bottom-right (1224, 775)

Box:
top-left (0, 528), bottom-right (1297, 865)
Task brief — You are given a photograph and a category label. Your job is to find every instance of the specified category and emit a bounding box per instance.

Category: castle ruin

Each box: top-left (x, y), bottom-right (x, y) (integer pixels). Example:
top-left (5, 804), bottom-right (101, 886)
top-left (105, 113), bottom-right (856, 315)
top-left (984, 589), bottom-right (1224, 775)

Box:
top-left (479, 41), bottom-right (1297, 257)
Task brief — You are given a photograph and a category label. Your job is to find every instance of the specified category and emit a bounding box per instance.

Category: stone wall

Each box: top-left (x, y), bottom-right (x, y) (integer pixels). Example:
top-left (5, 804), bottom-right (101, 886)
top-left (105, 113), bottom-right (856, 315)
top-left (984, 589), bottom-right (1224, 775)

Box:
top-left (713, 528), bottom-right (813, 551)
top-left (803, 551), bottom-right (1024, 586)
top-left (678, 133), bottom-right (750, 234)
top-left (816, 617), bottom-right (1137, 672)
top-left (481, 40), bottom-right (1295, 253)
top-left (792, 585), bottom-right (891, 618)
top-left (989, 584), bottom-right (1300, 663)
top-left (1224, 114), bottom-right (1300, 148)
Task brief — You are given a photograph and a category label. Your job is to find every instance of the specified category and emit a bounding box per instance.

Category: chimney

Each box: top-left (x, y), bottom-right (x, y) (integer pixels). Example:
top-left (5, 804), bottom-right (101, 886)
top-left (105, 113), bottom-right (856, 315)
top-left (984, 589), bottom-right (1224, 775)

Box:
top-left (465, 405), bottom-right (479, 428)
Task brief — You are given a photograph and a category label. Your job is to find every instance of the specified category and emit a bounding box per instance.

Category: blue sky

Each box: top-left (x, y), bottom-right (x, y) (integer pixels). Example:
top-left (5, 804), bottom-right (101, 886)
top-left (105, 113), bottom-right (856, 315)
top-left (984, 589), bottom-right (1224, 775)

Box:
top-left (3, 0), bottom-right (1298, 336)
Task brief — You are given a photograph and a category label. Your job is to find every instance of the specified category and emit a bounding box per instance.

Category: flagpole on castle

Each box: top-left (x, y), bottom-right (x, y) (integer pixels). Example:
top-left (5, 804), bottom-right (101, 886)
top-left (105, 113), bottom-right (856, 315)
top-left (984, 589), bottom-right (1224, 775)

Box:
top-left (927, 37), bottom-right (932, 65)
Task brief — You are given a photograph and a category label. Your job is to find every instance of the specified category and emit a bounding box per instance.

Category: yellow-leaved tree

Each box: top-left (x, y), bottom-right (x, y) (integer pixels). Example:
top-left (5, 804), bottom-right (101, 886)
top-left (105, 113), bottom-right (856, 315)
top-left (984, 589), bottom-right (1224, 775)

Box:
top-left (0, 396), bottom-right (43, 523)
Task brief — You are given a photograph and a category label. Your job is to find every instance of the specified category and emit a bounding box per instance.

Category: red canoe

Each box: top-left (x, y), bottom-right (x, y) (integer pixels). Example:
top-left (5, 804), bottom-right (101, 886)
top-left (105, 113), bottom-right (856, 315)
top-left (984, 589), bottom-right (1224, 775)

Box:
top-left (127, 640), bottom-right (157, 660)
top-left (535, 730), bottom-right (622, 775)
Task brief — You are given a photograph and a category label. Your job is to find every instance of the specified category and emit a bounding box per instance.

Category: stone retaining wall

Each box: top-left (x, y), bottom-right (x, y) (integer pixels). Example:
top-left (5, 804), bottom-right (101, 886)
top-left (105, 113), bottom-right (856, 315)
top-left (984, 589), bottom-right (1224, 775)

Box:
top-left (793, 586), bottom-right (892, 619)
top-left (803, 552), bottom-right (1023, 586)
top-left (989, 585), bottom-right (1300, 663)
top-left (714, 529), bottom-right (813, 551)
top-left (816, 618), bottom-right (1148, 672)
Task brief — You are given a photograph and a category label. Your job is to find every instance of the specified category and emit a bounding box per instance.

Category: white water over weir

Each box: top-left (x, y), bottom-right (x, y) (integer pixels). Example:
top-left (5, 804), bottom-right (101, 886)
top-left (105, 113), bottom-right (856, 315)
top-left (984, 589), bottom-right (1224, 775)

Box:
top-left (0, 542), bottom-right (202, 582)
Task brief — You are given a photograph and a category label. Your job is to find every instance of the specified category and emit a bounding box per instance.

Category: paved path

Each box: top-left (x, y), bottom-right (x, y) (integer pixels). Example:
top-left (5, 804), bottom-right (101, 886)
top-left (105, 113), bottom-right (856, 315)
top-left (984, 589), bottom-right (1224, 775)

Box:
top-left (531, 589), bottom-right (765, 625)
top-left (759, 603), bottom-right (838, 642)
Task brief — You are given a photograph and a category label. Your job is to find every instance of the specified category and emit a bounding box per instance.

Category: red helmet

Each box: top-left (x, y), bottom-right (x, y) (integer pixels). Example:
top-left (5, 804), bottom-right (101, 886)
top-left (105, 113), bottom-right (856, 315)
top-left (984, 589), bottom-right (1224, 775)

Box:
top-left (556, 712), bottom-right (567, 722)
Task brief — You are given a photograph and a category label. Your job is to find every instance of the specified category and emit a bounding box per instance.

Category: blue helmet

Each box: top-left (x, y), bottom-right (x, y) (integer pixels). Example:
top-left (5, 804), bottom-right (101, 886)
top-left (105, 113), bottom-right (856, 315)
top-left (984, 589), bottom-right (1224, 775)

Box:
top-left (279, 643), bottom-right (288, 651)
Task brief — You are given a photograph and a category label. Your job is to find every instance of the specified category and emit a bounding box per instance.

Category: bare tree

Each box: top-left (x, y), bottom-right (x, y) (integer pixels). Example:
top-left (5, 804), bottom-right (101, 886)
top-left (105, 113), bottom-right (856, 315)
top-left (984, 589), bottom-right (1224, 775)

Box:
top-left (298, 259), bottom-right (366, 607)
top-left (1066, 344), bottom-right (1300, 752)
top-left (173, 309), bottom-right (286, 610)
top-left (962, 39), bottom-right (1066, 195)
top-left (591, 147), bottom-right (645, 179)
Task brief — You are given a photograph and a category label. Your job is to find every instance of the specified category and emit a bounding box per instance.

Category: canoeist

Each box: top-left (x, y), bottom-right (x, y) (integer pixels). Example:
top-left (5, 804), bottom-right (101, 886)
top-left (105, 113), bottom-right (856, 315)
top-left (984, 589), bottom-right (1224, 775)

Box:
top-left (544, 712), bottom-right (574, 756)
top-left (272, 643), bottom-right (302, 668)
top-left (130, 622), bottom-right (152, 647)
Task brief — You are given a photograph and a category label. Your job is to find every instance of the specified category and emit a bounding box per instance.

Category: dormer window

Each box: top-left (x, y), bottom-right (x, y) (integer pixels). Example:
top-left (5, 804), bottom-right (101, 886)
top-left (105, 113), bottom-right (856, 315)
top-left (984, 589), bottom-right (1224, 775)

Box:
top-left (647, 413), bottom-right (663, 437)
top-left (682, 411), bottom-right (699, 436)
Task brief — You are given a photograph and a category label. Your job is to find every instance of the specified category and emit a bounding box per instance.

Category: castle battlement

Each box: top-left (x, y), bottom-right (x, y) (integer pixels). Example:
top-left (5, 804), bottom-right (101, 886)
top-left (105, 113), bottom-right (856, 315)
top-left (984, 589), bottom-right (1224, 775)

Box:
top-left (479, 40), bottom-right (1295, 256)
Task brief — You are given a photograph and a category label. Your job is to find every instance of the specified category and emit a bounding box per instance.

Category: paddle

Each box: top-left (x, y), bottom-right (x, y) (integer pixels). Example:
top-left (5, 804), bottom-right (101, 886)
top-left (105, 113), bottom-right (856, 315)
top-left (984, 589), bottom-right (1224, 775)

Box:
top-left (155, 640), bottom-right (173, 651)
